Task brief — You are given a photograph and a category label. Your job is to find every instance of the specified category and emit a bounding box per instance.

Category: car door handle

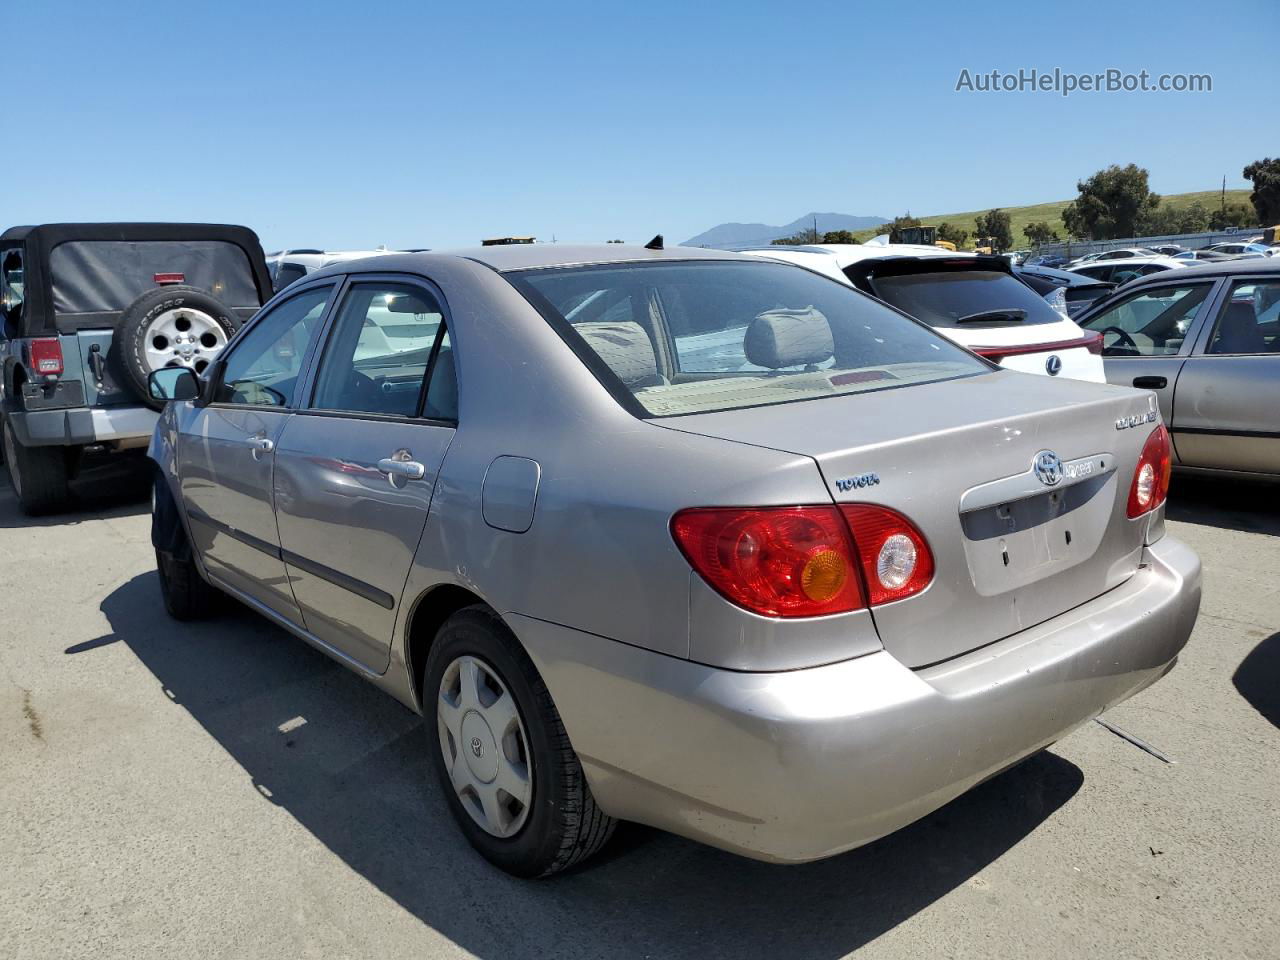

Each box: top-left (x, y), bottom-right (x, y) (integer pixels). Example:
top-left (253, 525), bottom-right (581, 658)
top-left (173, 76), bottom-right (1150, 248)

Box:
top-left (1132, 376), bottom-right (1167, 389)
top-left (248, 436), bottom-right (275, 452)
top-left (377, 457), bottom-right (426, 481)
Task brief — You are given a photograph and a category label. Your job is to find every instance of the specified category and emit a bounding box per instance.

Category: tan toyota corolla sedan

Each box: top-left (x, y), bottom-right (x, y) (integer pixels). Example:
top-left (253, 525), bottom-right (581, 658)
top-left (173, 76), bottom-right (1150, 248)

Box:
top-left (146, 243), bottom-right (1201, 876)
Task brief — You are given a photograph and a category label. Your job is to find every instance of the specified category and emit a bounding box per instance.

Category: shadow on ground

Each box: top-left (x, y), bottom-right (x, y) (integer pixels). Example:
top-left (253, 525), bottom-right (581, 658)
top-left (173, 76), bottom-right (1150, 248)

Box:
top-left (0, 454), bottom-right (149, 528)
top-left (1166, 473), bottom-right (1279, 536)
top-left (80, 572), bottom-right (1084, 959)
top-left (1233, 632), bottom-right (1280, 728)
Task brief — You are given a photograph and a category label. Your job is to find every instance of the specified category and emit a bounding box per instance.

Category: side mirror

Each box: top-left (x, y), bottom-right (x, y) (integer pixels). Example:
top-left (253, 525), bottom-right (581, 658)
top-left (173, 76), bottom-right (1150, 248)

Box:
top-left (148, 367), bottom-right (200, 402)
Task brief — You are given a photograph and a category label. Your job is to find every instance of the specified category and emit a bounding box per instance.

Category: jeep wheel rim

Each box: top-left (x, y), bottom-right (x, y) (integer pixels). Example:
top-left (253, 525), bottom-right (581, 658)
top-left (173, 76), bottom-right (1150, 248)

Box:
top-left (437, 655), bottom-right (533, 838)
top-left (143, 308), bottom-right (226, 375)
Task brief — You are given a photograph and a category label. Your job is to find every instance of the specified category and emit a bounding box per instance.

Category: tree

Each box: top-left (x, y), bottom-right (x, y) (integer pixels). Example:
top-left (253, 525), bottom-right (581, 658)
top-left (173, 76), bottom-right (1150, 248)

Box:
top-left (1137, 200), bottom-right (1210, 236)
top-left (1024, 221), bottom-right (1060, 245)
top-left (1208, 202), bottom-right (1254, 230)
top-left (937, 222), bottom-right (969, 248)
top-left (1243, 157), bottom-right (1280, 223)
top-left (974, 208), bottom-right (1013, 252)
top-left (821, 229), bottom-right (858, 244)
top-left (771, 228), bottom-right (819, 246)
top-left (1062, 164), bottom-right (1161, 240)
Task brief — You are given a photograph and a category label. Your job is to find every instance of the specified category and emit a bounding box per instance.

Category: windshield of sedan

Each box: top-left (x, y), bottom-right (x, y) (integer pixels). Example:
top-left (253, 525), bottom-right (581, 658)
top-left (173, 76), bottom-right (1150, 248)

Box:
top-left (510, 260), bottom-right (987, 417)
top-left (868, 269), bottom-right (1063, 329)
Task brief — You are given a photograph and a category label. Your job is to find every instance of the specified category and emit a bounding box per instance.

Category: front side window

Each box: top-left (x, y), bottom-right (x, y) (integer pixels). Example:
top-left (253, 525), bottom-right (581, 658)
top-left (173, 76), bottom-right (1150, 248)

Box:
top-left (311, 282), bottom-right (445, 417)
top-left (1207, 280), bottom-right (1280, 355)
top-left (1078, 283), bottom-right (1213, 357)
top-left (511, 260), bottom-right (986, 418)
top-left (215, 285), bottom-right (332, 406)
top-left (865, 268), bottom-right (1063, 329)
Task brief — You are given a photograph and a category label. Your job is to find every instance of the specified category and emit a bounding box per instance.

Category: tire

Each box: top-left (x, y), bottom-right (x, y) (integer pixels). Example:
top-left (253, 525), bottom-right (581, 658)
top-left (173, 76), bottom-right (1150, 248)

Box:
top-left (153, 475), bottom-right (219, 620)
top-left (2, 415), bottom-right (71, 515)
top-left (116, 286), bottom-right (239, 410)
top-left (424, 606), bottom-right (616, 877)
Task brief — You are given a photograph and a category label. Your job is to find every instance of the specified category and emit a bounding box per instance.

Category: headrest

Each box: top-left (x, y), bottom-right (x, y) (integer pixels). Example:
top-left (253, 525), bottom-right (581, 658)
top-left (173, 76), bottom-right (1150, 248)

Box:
top-left (1214, 302), bottom-right (1265, 354)
top-left (744, 306), bottom-right (834, 369)
top-left (576, 321), bottom-right (659, 386)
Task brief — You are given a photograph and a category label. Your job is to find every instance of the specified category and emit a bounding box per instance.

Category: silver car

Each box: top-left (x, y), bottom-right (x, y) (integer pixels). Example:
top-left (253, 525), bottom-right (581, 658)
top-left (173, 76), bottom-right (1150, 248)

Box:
top-left (146, 244), bottom-right (1201, 877)
top-left (1076, 258), bottom-right (1280, 478)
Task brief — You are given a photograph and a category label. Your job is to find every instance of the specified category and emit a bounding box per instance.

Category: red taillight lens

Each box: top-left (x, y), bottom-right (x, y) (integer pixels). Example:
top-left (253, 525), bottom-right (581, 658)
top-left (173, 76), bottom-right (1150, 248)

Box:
top-left (841, 505), bottom-right (935, 605)
top-left (1127, 424), bottom-right (1172, 518)
top-left (28, 338), bottom-right (64, 376)
top-left (671, 504), bottom-right (936, 617)
top-left (153, 272), bottom-right (186, 285)
top-left (671, 506), bottom-right (865, 617)
top-left (1084, 331), bottom-right (1104, 355)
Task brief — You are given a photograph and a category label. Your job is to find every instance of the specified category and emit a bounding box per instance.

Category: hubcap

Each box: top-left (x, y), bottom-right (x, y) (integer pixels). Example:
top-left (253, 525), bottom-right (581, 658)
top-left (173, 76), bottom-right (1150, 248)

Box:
top-left (437, 655), bottom-right (532, 838)
top-left (142, 308), bottom-right (226, 375)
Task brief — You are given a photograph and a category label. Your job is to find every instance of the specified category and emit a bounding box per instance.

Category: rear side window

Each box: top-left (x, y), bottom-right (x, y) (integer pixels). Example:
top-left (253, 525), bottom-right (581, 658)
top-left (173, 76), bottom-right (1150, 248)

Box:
top-left (510, 260), bottom-right (986, 418)
top-left (311, 282), bottom-right (446, 418)
top-left (867, 270), bottom-right (1063, 328)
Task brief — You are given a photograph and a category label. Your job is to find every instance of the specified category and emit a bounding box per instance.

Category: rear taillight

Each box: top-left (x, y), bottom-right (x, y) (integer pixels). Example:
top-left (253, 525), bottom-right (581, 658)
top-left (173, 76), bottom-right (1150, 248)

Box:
top-left (671, 506), bottom-right (864, 617)
top-left (1127, 424), bottom-right (1172, 518)
top-left (671, 504), bottom-right (935, 618)
top-left (28, 338), bottom-right (64, 376)
top-left (153, 272), bottom-right (186, 285)
top-left (840, 505), bottom-right (935, 605)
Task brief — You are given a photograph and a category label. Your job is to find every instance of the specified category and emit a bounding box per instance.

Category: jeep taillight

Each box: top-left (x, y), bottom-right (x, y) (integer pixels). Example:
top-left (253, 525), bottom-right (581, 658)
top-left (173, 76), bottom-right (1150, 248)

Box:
top-left (670, 504), bottom-right (934, 618)
top-left (28, 338), bottom-right (64, 377)
top-left (1127, 424), bottom-right (1172, 518)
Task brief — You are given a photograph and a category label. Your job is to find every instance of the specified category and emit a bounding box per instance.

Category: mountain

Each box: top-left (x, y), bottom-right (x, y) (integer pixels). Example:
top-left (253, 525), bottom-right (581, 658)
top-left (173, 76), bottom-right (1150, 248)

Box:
top-left (682, 212), bottom-right (889, 249)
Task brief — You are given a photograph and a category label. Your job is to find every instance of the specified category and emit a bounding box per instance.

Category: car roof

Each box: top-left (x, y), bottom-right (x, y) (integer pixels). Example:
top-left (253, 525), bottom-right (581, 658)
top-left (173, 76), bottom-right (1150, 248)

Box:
top-left (308, 243), bottom-right (753, 280)
top-left (1016, 263), bottom-right (1110, 286)
top-left (1073, 255), bottom-right (1185, 268)
top-left (1109, 256), bottom-right (1280, 286)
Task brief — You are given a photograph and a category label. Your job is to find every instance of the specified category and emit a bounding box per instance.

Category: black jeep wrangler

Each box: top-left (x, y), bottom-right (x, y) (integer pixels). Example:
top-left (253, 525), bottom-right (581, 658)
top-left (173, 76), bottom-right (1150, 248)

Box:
top-left (0, 223), bottom-right (271, 514)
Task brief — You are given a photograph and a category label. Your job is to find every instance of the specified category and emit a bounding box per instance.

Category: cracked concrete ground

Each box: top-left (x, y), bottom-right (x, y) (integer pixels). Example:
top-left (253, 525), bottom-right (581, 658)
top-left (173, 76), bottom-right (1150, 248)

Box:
top-left (1, 468), bottom-right (1276, 960)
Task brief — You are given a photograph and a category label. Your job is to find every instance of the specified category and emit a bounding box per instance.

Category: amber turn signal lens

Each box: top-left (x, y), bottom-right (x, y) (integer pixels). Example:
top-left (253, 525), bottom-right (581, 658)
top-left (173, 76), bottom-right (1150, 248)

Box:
top-left (800, 548), bottom-right (849, 602)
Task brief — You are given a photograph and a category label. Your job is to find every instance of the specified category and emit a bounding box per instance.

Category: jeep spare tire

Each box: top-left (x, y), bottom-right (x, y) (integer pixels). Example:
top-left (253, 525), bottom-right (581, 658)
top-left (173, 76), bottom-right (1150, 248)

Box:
top-left (117, 286), bottom-right (239, 409)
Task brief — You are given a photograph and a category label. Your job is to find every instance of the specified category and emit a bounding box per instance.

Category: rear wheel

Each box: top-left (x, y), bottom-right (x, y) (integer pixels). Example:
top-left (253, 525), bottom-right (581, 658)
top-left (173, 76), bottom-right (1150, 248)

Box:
top-left (2, 416), bottom-right (70, 515)
top-left (425, 607), bottom-right (616, 877)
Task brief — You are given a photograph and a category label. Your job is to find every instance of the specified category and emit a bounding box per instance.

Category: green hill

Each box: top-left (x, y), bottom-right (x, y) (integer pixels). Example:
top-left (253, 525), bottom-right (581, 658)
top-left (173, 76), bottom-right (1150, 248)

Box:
top-left (847, 189), bottom-right (1255, 247)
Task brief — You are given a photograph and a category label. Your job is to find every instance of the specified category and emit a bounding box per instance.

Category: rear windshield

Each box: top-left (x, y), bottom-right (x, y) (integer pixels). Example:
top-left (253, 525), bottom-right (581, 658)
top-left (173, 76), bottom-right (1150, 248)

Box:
top-left (49, 240), bottom-right (260, 315)
top-left (868, 269), bottom-right (1063, 329)
top-left (510, 260), bottom-right (987, 418)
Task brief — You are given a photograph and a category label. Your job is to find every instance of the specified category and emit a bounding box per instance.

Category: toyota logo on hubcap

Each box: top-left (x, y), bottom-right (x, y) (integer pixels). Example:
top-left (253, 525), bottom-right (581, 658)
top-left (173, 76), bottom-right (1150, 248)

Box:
top-left (470, 737), bottom-right (484, 758)
top-left (1034, 450), bottom-right (1064, 486)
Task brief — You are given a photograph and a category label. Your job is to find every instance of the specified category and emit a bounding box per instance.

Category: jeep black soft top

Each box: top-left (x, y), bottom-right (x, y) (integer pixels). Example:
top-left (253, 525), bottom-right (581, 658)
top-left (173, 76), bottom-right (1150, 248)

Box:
top-left (1, 222), bottom-right (271, 336)
top-left (1, 222), bottom-right (271, 515)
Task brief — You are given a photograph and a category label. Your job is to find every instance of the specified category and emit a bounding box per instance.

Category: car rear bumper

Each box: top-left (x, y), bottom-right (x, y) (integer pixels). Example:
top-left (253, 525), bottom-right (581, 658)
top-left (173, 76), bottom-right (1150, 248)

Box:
top-left (510, 534), bottom-right (1201, 863)
top-left (5, 405), bottom-right (158, 448)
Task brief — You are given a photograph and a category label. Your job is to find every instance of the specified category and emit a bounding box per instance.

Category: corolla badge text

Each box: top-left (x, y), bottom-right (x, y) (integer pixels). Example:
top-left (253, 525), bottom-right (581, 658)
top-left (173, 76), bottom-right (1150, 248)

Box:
top-left (835, 472), bottom-right (880, 492)
top-left (1116, 410), bottom-right (1158, 430)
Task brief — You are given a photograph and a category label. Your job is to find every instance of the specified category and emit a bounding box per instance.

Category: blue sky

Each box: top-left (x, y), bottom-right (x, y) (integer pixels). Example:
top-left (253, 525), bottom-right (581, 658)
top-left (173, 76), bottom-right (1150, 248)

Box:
top-left (5, 0), bottom-right (1276, 249)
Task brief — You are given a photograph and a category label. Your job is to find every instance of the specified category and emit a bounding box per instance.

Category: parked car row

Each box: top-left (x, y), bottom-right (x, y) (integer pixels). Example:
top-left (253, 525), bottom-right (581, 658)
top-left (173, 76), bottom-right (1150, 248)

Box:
top-left (3, 224), bottom-right (1238, 880)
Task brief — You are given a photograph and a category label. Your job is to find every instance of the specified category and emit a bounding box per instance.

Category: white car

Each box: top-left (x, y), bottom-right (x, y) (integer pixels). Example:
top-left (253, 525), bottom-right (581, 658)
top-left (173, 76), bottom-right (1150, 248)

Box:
top-left (745, 243), bottom-right (1106, 382)
top-left (1066, 247), bottom-right (1160, 268)
top-left (1206, 241), bottom-right (1275, 257)
top-left (1068, 255), bottom-right (1187, 286)
top-left (266, 247), bottom-right (421, 293)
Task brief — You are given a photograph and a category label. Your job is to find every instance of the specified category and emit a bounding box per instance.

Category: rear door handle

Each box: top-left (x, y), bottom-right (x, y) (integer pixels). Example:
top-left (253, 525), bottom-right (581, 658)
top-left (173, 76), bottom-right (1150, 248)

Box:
top-left (1132, 376), bottom-right (1167, 389)
top-left (248, 436), bottom-right (275, 452)
top-left (377, 457), bottom-right (426, 481)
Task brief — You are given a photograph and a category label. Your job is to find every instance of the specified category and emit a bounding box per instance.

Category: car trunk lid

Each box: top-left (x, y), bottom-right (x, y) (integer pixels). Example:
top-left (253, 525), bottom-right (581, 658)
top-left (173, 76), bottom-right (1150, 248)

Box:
top-left (661, 371), bottom-right (1161, 667)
